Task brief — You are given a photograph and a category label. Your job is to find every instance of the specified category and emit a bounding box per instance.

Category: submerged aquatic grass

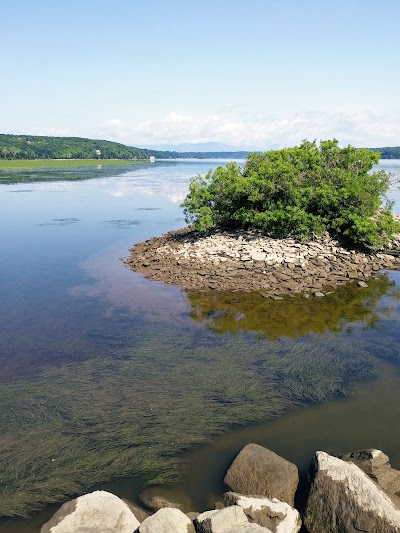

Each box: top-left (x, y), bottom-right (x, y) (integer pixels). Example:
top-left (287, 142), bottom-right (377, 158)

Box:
top-left (1, 286), bottom-right (397, 518)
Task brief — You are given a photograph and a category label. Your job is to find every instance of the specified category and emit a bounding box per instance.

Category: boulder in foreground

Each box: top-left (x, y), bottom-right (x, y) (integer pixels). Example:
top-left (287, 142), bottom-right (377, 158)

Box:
top-left (304, 451), bottom-right (400, 533)
top-left (224, 444), bottom-right (299, 506)
top-left (195, 505), bottom-right (271, 532)
top-left (139, 507), bottom-right (195, 533)
top-left (40, 490), bottom-right (140, 533)
top-left (223, 492), bottom-right (301, 533)
top-left (340, 448), bottom-right (400, 497)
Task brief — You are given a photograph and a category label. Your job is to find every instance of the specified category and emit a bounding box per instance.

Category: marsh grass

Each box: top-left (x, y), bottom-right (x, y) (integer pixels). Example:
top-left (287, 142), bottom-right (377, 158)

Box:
top-left (0, 160), bottom-right (146, 169)
top-left (0, 309), bottom-right (392, 517)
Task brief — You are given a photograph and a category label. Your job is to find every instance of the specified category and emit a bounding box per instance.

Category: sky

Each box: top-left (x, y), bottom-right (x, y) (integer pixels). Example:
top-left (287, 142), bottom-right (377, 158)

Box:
top-left (1, 0), bottom-right (399, 150)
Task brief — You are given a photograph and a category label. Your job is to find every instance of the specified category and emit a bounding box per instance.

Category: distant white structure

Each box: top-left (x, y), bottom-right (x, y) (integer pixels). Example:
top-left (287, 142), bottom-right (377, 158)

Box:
top-left (149, 156), bottom-right (155, 163)
top-left (95, 149), bottom-right (101, 156)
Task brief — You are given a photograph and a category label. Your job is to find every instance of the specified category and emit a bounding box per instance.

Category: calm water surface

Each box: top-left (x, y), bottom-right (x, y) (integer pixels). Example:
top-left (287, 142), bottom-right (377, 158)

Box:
top-left (0, 160), bottom-right (400, 531)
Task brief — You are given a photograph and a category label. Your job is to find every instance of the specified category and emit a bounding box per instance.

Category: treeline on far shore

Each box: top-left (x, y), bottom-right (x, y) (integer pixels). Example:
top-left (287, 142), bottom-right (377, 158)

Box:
top-left (0, 134), bottom-right (153, 161)
top-left (0, 134), bottom-right (250, 161)
top-left (0, 133), bottom-right (399, 161)
top-left (369, 146), bottom-right (400, 159)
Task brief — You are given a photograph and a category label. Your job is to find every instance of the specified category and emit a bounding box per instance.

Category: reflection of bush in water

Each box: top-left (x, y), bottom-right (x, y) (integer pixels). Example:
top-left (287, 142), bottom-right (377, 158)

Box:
top-left (187, 276), bottom-right (396, 339)
top-left (0, 287), bottom-right (399, 517)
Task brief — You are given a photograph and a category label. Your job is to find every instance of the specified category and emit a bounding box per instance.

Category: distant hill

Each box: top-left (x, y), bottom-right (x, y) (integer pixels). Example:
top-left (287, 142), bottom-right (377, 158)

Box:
top-left (369, 146), bottom-right (400, 159)
top-left (136, 141), bottom-right (263, 152)
top-left (158, 150), bottom-right (251, 159)
top-left (0, 134), bottom-right (252, 161)
top-left (1, 133), bottom-right (397, 162)
top-left (0, 134), bottom-right (155, 160)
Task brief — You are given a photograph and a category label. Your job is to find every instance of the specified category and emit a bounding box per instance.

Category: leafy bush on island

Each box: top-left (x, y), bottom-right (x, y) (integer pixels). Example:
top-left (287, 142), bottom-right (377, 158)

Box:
top-left (181, 140), bottom-right (400, 249)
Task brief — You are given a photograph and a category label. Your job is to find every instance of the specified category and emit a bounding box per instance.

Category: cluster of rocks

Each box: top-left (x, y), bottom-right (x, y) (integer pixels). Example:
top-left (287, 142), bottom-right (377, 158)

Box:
top-left (41, 443), bottom-right (400, 533)
top-left (124, 226), bottom-right (400, 296)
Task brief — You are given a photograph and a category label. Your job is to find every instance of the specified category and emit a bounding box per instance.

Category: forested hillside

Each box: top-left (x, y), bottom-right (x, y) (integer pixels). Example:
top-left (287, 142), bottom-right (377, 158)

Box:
top-left (370, 147), bottom-right (400, 159)
top-left (0, 134), bottom-right (153, 160)
top-left (0, 134), bottom-right (251, 160)
top-left (1, 133), bottom-right (398, 161)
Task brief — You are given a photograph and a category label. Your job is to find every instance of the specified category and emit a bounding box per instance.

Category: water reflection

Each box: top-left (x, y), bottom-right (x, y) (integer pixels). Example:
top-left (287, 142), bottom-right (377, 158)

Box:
top-left (1, 161), bottom-right (400, 529)
top-left (186, 276), bottom-right (400, 339)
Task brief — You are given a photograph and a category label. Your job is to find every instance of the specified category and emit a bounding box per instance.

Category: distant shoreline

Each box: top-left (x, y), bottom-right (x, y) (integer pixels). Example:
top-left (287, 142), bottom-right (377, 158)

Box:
top-left (0, 156), bottom-right (398, 171)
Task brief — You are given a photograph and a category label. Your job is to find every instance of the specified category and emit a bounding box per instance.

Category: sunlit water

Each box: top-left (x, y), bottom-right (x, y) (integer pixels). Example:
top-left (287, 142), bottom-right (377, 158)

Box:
top-left (0, 160), bottom-right (400, 531)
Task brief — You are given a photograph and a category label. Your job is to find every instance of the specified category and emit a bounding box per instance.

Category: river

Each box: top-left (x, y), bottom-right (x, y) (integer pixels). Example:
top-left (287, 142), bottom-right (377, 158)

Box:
top-left (0, 159), bottom-right (399, 531)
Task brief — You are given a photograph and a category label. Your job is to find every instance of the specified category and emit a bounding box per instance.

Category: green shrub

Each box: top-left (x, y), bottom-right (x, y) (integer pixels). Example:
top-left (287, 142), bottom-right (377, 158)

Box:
top-left (181, 140), bottom-right (399, 248)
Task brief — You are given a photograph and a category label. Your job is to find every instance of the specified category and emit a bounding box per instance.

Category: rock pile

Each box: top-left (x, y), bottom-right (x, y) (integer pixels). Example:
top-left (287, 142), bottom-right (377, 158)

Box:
top-left (124, 226), bottom-right (400, 295)
top-left (40, 443), bottom-right (400, 533)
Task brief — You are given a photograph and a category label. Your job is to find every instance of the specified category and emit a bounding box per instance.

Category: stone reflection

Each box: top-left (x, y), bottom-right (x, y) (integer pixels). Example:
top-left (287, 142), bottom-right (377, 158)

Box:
top-left (186, 276), bottom-right (398, 339)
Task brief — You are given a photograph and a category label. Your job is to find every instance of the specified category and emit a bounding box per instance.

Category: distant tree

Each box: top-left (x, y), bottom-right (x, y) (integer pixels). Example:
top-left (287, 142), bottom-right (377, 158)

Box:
top-left (370, 147), bottom-right (400, 159)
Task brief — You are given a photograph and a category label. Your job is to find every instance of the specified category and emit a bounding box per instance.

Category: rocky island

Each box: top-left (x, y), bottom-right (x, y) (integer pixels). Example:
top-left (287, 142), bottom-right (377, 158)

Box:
top-left (124, 225), bottom-right (400, 297)
top-left (125, 141), bottom-right (400, 296)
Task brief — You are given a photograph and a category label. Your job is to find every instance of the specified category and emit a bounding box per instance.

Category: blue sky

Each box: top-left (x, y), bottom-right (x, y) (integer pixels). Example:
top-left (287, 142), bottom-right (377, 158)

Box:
top-left (1, 0), bottom-right (399, 149)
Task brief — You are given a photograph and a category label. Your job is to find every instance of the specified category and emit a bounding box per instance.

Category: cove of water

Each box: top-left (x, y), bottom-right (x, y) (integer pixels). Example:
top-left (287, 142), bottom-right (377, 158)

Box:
top-left (0, 159), bottom-right (399, 531)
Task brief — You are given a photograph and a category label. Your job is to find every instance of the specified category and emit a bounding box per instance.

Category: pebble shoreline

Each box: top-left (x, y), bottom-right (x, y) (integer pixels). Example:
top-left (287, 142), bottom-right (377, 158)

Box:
top-left (124, 226), bottom-right (400, 296)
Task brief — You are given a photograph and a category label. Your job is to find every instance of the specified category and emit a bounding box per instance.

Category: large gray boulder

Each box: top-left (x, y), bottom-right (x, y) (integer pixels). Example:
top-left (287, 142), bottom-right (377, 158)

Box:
top-left (139, 507), bottom-right (195, 533)
top-left (304, 451), bottom-right (400, 533)
top-left (340, 449), bottom-right (400, 496)
top-left (195, 506), bottom-right (271, 532)
top-left (224, 444), bottom-right (299, 506)
top-left (40, 490), bottom-right (140, 533)
top-left (223, 492), bottom-right (301, 533)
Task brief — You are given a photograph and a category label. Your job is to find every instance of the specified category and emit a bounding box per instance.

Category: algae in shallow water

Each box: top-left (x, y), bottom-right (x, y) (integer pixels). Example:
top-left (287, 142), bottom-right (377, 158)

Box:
top-left (0, 277), bottom-right (399, 517)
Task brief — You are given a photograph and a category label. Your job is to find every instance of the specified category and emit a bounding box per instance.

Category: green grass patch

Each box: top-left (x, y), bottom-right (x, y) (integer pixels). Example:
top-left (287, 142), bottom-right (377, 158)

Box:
top-left (0, 159), bottom-right (147, 169)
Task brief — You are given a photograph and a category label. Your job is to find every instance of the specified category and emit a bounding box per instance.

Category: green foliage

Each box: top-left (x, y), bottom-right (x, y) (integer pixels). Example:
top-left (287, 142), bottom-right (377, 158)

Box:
top-left (0, 134), bottom-right (152, 161)
top-left (0, 133), bottom-right (252, 162)
top-left (181, 140), bottom-right (400, 248)
top-left (370, 146), bottom-right (400, 159)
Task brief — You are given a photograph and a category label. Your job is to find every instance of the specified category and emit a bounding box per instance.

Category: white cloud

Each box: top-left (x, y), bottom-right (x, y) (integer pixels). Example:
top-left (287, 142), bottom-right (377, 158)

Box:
top-left (97, 110), bottom-right (400, 149)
